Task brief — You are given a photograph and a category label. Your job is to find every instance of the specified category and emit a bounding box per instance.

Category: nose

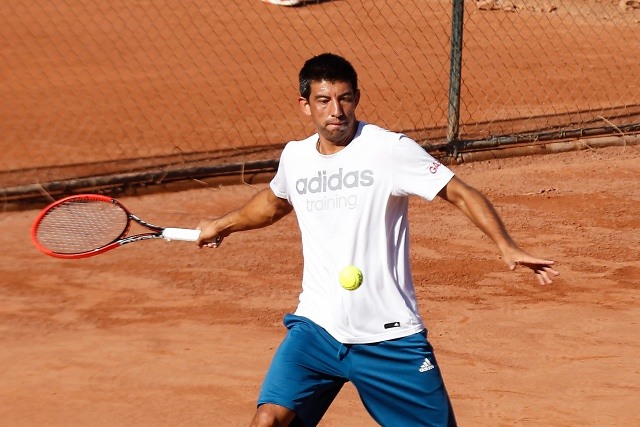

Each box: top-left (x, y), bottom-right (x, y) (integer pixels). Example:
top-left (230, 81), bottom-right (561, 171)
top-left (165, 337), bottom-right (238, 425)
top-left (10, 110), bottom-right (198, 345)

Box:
top-left (329, 98), bottom-right (344, 118)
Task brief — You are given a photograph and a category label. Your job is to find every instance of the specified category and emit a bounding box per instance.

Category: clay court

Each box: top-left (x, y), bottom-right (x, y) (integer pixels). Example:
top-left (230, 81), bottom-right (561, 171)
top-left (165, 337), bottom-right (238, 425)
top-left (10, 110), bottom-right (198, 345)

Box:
top-left (1, 0), bottom-right (639, 425)
top-left (1, 144), bottom-right (639, 425)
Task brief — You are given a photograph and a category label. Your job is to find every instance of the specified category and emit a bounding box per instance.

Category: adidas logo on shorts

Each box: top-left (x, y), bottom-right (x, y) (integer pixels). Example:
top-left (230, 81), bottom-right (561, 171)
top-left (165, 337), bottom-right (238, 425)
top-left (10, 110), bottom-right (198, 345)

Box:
top-left (419, 358), bottom-right (435, 372)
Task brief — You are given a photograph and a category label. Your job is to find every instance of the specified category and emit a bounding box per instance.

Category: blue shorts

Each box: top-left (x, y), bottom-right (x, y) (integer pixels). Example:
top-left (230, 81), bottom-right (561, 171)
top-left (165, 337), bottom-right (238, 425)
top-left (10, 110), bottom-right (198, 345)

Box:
top-left (258, 314), bottom-right (456, 426)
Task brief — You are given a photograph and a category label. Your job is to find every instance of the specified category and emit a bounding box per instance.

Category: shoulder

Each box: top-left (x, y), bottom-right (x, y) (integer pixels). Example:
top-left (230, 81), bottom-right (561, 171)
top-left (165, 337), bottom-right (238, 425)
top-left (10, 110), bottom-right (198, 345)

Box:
top-left (352, 122), bottom-right (405, 157)
top-left (358, 122), bottom-right (404, 142)
top-left (281, 134), bottom-right (318, 157)
top-left (357, 122), bottom-right (426, 156)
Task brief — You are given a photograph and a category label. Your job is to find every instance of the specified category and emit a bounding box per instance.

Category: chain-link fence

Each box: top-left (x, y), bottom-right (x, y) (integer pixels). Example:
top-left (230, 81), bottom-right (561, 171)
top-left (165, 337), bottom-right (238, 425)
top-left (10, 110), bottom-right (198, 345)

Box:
top-left (1, 0), bottom-right (639, 203)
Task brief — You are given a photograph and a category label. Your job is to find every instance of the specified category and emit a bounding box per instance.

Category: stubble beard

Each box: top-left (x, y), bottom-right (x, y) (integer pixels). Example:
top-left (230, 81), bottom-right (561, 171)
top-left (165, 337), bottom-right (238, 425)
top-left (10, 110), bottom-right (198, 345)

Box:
top-left (321, 120), bottom-right (358, 147)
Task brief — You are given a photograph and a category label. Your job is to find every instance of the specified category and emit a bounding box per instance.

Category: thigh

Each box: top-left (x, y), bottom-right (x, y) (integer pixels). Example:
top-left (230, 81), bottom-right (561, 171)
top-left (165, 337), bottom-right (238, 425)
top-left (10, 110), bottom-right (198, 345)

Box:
top-left (351, 331), bottom-right (456, 427)
top-left (258, 314), bottom-right (348, 427)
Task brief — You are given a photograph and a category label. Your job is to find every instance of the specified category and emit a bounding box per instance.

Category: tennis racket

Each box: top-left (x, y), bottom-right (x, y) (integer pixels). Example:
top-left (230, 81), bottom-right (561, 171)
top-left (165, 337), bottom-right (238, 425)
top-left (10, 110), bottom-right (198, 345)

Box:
top-left (31, 194), bottom-right (201, 259)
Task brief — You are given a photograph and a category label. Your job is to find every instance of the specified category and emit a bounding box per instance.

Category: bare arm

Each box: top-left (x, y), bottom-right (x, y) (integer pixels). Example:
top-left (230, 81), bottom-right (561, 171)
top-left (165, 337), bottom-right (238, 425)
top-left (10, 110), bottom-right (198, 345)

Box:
top-left (196, 187), bottom-right (293, 248)
top-left (437, 176), bottom-right (559, 285)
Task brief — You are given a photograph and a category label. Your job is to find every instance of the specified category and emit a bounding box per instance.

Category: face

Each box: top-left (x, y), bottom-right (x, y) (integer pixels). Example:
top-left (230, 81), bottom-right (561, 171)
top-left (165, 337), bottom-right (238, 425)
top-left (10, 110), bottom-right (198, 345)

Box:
top-left (299, 80), bottom-right (360, 147)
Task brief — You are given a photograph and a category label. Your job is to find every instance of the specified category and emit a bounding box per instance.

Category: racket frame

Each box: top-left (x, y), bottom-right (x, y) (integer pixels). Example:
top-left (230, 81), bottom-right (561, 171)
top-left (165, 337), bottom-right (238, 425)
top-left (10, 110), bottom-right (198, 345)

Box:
top-left (31, 194), bottom-right (199, 259)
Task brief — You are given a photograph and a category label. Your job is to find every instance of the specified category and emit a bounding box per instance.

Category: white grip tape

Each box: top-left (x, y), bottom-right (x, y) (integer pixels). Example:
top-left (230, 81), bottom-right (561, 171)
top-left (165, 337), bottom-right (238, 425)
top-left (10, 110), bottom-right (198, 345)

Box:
top-left (162, 228), bottom-right (201, 242)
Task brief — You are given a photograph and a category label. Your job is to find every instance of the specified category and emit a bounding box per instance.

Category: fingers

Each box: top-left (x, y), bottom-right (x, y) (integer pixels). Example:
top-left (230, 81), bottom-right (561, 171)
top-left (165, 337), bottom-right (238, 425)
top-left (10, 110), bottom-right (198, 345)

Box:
top-left (195, 220), bottom-right (224, 248)
top-left (538, 265), bottom-right (560, 285)
top-left (510, 258), bottom-right (559, 285)
top-left (534, 267), bottom-right (556, 285)
top-left (205, 236), bottom-right (223, 248)
top-left (197, 234), bottom-right (223, 248)
top-left (524, 263), bottom-right (559, 285)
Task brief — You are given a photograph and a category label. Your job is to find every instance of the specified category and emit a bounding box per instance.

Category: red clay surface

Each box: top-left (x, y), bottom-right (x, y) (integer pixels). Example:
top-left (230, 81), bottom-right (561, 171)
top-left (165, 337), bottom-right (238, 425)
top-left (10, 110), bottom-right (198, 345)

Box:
top-left (1, 145), bottom-right (639, 426)
top-left (1, 0), bottom-right (639, 425)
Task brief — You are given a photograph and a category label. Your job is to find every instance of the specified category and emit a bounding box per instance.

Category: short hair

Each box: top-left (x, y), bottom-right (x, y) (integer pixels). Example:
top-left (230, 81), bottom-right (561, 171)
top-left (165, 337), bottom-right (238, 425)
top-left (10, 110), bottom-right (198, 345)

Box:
top-left (299, 53), bottom-right (358, 100)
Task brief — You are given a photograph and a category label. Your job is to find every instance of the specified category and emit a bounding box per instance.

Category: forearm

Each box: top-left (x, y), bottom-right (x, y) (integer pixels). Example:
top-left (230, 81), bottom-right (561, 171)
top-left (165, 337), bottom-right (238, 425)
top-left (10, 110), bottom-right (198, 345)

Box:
top-left (457, 189), bottom-right (516, 252)
top-left (197, 188), bottom-right (292, 246)
top-left (438, 176), bottom-right (559, 284)
top-left (440, 177), bottom-right (516, 253)
top-left (218, 189), bottom-right (291, 234)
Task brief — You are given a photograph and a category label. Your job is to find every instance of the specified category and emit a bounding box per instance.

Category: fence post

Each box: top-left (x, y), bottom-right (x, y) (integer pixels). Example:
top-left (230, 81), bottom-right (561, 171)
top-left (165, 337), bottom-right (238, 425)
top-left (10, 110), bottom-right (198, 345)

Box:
top-left (447, 0), bottom-right (465, 159)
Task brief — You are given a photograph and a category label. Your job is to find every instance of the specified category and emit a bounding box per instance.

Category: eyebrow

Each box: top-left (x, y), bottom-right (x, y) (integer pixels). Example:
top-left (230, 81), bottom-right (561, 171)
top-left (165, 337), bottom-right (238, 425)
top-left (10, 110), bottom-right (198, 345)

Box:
top-left (312, 90), bottom-right (355, 99)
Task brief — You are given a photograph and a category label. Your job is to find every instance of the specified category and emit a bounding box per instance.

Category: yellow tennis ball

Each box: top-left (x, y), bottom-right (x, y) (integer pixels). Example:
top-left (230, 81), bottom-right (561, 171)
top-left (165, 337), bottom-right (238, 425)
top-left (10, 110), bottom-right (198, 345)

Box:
top-left (339, 265), bottom-right (363, 291)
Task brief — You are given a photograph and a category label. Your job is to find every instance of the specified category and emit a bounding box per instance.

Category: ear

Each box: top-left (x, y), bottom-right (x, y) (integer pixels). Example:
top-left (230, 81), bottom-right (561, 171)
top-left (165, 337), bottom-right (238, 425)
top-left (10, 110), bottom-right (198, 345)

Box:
top-left (299, 96), bottom-right (311, 116)
top-left (354, 89), bottom-right (361, 106)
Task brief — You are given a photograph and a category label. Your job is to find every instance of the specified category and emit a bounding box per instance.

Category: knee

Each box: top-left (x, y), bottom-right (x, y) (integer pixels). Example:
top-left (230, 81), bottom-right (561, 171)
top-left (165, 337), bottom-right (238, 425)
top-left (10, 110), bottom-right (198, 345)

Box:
top-left (250, 410), bottom-right (276, 427)
top-left (250, 404), bottom-right (295, 427)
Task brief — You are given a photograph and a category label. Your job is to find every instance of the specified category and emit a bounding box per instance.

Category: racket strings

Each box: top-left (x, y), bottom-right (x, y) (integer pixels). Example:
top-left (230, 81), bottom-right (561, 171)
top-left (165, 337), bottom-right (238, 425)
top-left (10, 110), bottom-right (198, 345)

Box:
top-left (35, 200), bottom-right (129, 254)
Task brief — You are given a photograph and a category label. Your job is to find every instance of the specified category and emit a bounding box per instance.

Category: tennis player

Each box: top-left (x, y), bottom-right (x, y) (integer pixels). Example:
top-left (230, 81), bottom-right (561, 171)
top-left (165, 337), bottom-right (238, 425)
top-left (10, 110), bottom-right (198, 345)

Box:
top-left (196, 53), bottom-right (559, 427)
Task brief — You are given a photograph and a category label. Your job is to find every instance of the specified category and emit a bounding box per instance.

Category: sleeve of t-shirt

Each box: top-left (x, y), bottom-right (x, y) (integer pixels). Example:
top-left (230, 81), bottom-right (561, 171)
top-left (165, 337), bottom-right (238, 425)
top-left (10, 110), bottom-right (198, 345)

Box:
top-left (391, 136), bottom-right (454, 200)
top-left (269, 147), bottom-right (290, 202)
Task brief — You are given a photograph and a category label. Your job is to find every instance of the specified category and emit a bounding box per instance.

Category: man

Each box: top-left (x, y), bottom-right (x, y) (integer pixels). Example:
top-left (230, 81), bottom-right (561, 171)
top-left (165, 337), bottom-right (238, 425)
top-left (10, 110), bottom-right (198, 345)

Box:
top-left (196, 53), bottom-right (558, 426)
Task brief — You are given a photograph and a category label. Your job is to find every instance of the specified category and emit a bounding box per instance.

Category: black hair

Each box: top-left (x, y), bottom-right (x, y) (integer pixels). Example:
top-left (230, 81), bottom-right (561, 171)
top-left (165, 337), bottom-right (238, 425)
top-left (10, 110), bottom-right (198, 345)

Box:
top-left (298, 53), bottom-right (358, 100)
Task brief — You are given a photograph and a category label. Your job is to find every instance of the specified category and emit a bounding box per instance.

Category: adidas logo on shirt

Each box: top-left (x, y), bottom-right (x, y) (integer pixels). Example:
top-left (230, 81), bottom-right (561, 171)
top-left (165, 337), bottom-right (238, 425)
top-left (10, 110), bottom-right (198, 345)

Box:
top-left (419, 358), bottom-right (435, 372)
top-left (295, 168), bottom-right (374, 195)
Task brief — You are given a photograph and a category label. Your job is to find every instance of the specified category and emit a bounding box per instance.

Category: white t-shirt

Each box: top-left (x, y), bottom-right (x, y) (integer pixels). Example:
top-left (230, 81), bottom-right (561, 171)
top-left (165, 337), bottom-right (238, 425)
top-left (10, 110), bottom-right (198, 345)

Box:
top-left (270, 121), bottom-right (454, 344)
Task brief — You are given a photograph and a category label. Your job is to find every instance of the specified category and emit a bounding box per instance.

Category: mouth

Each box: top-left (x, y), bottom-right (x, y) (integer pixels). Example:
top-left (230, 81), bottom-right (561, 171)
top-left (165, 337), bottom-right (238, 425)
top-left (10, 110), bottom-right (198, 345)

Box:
top-left (326, 121), bottom-right (346, 128)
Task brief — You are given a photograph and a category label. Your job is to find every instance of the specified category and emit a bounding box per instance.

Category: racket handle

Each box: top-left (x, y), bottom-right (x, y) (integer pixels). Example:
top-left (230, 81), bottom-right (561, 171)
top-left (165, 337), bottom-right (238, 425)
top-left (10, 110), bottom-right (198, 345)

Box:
top-left (162, 228), bottom-right (201, 242)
